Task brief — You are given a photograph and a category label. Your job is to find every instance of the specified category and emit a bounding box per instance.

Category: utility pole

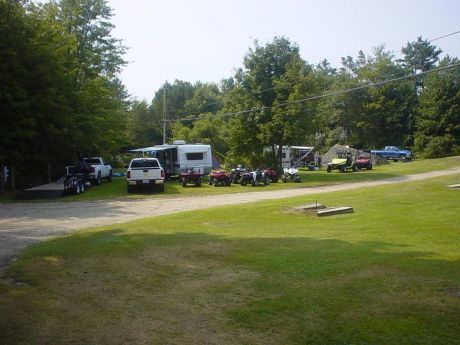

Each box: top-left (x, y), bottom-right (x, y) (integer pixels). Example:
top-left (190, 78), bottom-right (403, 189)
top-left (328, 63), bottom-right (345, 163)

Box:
top-left (162, 87), bottom-right (167, 144)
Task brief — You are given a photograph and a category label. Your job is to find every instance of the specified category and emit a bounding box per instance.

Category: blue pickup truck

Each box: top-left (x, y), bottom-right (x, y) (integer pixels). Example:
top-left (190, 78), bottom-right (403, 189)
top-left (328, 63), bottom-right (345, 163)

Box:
top-left (371, 146), bottom-right (412, 161)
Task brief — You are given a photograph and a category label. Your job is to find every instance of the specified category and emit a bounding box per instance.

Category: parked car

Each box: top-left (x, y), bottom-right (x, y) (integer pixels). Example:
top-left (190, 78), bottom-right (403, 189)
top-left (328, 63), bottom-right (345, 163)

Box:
top-left (370, 146), bottom-right (412, 161)
top-left (126, 158), bottom-right (165, 193)
top-left (83, 157), bottom-right (113, 185)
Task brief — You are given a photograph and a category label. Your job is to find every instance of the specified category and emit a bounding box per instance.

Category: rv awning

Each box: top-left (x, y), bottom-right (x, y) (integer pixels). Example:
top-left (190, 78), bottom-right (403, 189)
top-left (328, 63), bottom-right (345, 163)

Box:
top-left (289, 146), bottom-right (314, 151)
top-left (128, 144), bottom-right (177, 152)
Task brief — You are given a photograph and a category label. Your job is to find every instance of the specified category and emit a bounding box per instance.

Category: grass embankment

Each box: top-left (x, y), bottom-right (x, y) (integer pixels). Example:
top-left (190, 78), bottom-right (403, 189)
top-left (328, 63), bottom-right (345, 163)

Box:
top-left (1, 175), bottom-right (459, 344)
top-left (2, 155), bottom-right (457, 202)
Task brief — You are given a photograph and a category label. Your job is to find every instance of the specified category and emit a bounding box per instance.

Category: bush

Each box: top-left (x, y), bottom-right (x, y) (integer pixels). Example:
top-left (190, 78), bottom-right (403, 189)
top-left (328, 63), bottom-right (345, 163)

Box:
top-left (413, 134), bottom-right (455, 158)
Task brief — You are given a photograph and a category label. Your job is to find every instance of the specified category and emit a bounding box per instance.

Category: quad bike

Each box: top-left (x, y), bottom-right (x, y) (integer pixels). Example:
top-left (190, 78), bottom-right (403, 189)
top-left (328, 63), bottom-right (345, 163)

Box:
top-left (230, 165), bottom-right (248, 184)
top-left (209, 169), bottom-right (232, 186)
top-left (240, 169), bottom-right (270, 187)
top-left (326, 149), bottom-right (357, 173)
top-left (263, 167), bottom-right (279, 183)
top-left (355, 150), bottom-right (373, 170)
top-left (281, 167), bottom-right (301, 183)
top-left (179, 167), bottom-right (203, 187)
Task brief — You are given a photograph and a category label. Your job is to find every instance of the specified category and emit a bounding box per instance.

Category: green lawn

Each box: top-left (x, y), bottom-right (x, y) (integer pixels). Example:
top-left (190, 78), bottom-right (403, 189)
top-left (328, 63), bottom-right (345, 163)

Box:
top-left (1, 156), bottom-right (458, 202)
top-left (1, 174), bottom-right (459, 344)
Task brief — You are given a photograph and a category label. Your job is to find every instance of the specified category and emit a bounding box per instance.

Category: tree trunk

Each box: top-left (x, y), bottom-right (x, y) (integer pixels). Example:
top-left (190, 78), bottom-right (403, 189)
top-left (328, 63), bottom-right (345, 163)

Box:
top-left (0, 164), bottom-right (4, 194)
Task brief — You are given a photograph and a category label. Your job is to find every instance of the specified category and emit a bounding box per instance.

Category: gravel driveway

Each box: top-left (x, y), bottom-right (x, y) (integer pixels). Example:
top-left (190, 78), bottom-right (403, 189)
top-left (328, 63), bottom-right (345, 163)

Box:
top-left (1, 168), bottom-right (459, 267)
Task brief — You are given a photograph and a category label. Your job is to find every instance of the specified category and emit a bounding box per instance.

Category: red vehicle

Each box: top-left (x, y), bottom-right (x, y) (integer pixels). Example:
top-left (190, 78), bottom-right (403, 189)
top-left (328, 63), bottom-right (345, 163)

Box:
top-left (355, 150), bottom-right (373, 170)
top-left (209, 169), bottom-right (231, 186)
top-left (263, 168), bottom-right (279, 183)
top-left (179, 167), bottom-right (203, 187)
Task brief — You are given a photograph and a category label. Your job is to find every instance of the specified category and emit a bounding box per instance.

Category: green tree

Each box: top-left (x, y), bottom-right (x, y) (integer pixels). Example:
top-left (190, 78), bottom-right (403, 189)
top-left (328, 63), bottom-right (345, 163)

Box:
top-left (401, 37), bottom-right (442, 73)
top-left (414, 57), bottom-right (460, 157)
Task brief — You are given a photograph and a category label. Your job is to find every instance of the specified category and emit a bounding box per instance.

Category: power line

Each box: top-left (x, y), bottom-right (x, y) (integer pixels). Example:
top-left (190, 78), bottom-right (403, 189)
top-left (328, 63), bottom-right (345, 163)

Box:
top-left (429, 29), bottom-right (460, 42)
top-left (173, 29), bottom-right (460, 120)
top-left (176, 62), bottom-right (460, 122)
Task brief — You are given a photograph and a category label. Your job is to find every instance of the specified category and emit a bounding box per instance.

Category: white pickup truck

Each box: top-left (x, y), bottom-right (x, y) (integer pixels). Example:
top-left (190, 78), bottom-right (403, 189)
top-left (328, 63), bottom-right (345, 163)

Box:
top-left (83, 157), bottom-right (113, 185)
top-left (126, 158), bottom-right (165, 193)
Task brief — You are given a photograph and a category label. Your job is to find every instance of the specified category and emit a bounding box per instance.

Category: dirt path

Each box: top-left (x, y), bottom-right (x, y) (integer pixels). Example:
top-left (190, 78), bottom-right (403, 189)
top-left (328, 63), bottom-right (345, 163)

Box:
top-left (1, 167), bottom-right (459, 266)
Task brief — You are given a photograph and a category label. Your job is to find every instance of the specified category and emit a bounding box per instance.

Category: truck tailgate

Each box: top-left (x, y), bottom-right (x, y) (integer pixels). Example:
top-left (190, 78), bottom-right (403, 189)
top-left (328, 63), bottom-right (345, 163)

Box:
top-left (129, 168), bottom-right (162, 180)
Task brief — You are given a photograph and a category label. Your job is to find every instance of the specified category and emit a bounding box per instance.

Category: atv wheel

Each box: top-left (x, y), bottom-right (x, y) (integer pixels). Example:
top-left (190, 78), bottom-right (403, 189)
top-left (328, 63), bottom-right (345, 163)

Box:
top-left (232, 174), bottom-right (239, 184)
top-left (352, 164), bottom-right (357, 172)
top-left (327, 165), bottom-right (332, 173)
top-left (181, 177), bottom-right (187, 187)
top-left (252, 179), bottom-right (259, 187)
top-left (240, 178), bottom-right (247, 186)
top-left (264, 177), bottom-right (269, 185)
top-left (341, 165), bottom-right (347, 173)
top-left (213, 178), bottom-right (219, 187)
top-left (367, 163), bottom-right (373, 170)
top-left (195, 179), bottom-right (201, 187)
top-left (281, 174), bottom-right (287, 183)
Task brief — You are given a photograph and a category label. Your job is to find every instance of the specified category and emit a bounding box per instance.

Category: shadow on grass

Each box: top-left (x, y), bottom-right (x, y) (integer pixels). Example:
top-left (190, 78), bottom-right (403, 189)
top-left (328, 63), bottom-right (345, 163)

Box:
top-left (1, 229), bottom-right (459, 344)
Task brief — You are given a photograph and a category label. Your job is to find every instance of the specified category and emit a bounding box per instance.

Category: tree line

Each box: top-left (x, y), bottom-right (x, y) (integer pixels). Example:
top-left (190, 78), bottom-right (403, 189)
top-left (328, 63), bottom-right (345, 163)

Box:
top-left (1, 0), bottom-right (459, 188)
top-left (130, 38), bottom-right (459, 169)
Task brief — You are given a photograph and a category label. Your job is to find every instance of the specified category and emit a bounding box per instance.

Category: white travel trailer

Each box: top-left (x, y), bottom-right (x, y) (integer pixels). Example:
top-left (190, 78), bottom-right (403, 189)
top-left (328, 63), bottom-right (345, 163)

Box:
top-left (129, 141), bottom-right (213, 177)
top-left (267, 145), bottom-right (315, 168)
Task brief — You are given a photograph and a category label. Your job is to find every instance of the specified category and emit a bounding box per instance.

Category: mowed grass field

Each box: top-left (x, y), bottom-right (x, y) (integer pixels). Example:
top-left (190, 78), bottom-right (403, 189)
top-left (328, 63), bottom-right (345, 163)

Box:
top-left (1, 174), bottom-right (459, 344)
top-left (1, 155), bottom-right (456, 202)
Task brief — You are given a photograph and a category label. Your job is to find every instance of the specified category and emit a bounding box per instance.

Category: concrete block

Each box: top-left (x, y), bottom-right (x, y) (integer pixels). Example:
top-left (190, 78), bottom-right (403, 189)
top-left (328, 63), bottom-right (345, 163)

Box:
top-left (317, 206), bottom-right (353, 217)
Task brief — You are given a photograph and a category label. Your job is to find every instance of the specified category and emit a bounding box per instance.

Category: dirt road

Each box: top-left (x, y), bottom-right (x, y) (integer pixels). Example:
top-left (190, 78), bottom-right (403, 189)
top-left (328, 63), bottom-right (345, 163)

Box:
top-left (1, 167), bottom-right (459, 266)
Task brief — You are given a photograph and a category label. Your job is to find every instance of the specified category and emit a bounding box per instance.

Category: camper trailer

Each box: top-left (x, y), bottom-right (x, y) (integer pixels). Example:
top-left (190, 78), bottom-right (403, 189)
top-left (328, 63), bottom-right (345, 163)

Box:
top-left (129, 141), bottom-right (213, 177)
top-left (267, 145), bottom-right (315, 168)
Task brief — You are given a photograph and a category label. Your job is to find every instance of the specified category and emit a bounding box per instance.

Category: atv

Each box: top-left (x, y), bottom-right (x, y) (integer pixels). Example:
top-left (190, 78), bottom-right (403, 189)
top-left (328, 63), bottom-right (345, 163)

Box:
top-left (209, 169), bottom-right (232, 186)
top-left (281, 167), bottom-right (301, 183)
top-left (230, 165), bottom-right (248, 184)
top-left (263, 167), bottom-right (279, 183)
top-left (240, 169), bottom-right (270, 187)
top-left (179, 167), bottom-right (203, 187)
top-left (355, 150), bottom-right (373, 170)
top-left (326, 149), bottom-right (357, 173)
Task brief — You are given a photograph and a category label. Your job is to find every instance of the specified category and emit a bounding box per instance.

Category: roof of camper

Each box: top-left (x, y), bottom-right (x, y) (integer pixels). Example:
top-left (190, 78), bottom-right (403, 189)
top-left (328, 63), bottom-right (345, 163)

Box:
top-left (129, 143), bottom-right (210, 152)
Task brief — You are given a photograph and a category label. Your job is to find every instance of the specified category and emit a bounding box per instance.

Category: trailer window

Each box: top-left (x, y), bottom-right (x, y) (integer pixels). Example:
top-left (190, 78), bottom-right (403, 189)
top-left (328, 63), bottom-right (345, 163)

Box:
top-left (186, 152), bottom-right (204, 160)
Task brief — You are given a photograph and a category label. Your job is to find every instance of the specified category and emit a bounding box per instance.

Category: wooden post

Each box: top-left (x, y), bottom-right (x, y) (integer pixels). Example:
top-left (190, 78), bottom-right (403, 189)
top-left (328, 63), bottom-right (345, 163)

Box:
top-left (11, 165), bottom-right (15, 190)
top-left (0, 164), bottom-right (4, 194)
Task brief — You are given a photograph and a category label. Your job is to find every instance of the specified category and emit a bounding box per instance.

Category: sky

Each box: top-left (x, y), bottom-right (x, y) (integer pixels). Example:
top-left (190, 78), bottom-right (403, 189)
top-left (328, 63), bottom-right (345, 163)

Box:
top-left (108, 0), bottom-right (460, 101)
